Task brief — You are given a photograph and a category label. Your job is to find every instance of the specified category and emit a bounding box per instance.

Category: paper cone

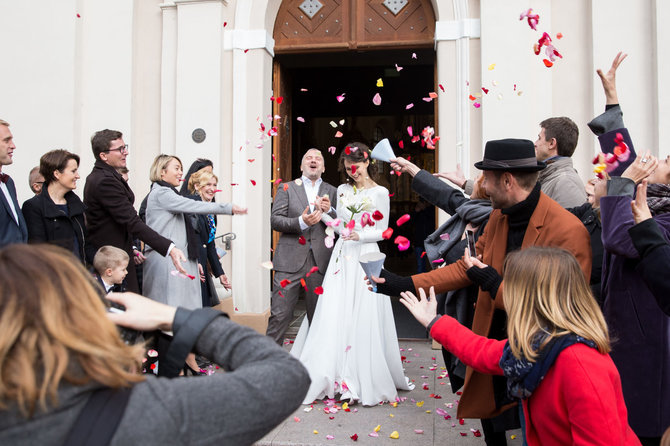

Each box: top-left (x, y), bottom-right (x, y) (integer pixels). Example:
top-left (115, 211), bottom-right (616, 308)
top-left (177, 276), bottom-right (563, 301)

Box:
top-left (359, 252), bottom-right (386, 292)
top-left (371, 138), bottom-right (396, 163)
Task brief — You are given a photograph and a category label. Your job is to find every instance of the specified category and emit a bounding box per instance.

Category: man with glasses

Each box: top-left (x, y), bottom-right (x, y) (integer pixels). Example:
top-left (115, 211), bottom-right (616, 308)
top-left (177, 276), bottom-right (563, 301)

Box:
top-left (84, 129), bottom-right (187, 293)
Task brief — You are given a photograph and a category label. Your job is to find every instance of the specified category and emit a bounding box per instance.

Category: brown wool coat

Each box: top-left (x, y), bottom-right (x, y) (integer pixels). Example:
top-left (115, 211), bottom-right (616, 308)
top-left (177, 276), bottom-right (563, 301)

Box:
top-left (412, 191), bottom-right (592, 419)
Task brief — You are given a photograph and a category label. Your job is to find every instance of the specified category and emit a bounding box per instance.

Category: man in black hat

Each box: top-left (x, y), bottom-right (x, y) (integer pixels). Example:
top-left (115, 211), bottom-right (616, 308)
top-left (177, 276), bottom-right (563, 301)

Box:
top-left (375, 138), bottom-right (592, 444)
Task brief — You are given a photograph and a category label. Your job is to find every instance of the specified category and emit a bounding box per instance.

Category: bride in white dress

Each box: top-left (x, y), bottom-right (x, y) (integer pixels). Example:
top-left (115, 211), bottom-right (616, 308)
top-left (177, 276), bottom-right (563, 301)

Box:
top-left (290, 142), bottom-right (414, 406)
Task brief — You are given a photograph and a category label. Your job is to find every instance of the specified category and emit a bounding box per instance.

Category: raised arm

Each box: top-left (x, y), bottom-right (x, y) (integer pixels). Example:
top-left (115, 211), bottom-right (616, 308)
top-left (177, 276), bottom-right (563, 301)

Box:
top-left (152, 187), bottom-right (234, 215)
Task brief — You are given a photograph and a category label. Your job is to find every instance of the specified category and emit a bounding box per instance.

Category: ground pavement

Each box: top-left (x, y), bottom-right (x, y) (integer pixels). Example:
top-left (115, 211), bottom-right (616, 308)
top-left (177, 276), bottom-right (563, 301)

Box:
top-left (256, 337), bottom-right (522, 446)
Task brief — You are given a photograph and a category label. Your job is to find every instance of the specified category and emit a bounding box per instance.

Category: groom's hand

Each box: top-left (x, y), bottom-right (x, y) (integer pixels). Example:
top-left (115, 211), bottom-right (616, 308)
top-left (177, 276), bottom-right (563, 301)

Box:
top-left (302, 206), bottom-right (323, 226)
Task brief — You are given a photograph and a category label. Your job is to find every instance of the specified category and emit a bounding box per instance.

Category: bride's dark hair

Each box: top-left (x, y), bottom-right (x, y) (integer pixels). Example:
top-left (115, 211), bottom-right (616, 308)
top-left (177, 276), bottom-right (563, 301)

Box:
top-left (338, 142), bottom-right (378, 184)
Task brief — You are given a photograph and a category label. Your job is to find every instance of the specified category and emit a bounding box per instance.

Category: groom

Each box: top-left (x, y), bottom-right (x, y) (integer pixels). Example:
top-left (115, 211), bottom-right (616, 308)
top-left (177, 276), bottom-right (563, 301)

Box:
top-left (266, 149), bottom-right (338, 345)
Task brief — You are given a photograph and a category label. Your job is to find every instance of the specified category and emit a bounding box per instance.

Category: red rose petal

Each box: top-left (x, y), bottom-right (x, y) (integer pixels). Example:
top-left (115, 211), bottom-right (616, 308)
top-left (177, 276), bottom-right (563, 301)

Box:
top-left (382, 228), bottom-right (394, 240)
top-left (396, 214), bottom-right (410, 226)
top-left (250, 179), bottom-right (257, 185)
top-left (543, 59), bottom-right (554, 67)
top-left (298, 236), bottom-right (306, 245)
top-left (314, 286), bottom-right (324, 295)
top-left (280, 279), bottom-right (291, 288)
top-left (372, 210), bottom-right (384, 220)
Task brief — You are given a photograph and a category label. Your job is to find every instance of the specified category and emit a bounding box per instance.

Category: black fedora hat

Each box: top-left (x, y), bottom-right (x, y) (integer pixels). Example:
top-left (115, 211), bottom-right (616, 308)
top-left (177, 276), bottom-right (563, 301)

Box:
top-left (474, 139), bottom-right (546, 172)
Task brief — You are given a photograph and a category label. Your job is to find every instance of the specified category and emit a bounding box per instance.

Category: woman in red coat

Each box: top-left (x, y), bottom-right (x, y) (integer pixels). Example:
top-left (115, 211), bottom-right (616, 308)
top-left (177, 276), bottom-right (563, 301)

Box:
top-left (400, 247), bottom-right (640, 446)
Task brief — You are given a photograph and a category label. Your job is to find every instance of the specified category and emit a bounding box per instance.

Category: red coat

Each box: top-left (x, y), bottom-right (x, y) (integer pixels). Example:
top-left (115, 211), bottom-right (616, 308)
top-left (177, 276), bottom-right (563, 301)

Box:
top-left (412, 192), bottom-right (592, 417)
top-left (430, 316), bottom-right (640, 446)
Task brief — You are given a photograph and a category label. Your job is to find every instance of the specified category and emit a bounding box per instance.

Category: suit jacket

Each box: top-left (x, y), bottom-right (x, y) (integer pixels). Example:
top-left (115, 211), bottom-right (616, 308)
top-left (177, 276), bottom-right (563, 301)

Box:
top-left (84, 160), bottom-right (172, 292)
top-left (412, 191), bottom-right (592, 419)
top-left (22, 187), bottom-right (95, 264)
top-left (0, 175), bottom-right (28, 248)
top-left (271, 179), bottom-right (337, 274)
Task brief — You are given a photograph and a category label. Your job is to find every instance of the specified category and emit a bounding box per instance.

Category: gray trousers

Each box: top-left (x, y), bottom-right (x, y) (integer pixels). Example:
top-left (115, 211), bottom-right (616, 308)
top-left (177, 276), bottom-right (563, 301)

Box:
top-left (266, 251), bottom-right (324, 345)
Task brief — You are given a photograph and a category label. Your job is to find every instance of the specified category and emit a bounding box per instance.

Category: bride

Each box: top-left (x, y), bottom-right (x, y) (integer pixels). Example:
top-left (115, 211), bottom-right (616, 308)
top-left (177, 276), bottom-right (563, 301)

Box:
top-left (291, 142), bottom-right (414, 406)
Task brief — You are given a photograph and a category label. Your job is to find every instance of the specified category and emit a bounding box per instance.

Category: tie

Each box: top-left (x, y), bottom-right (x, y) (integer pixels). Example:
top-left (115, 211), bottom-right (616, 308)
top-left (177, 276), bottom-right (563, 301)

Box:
top-left (0, 173), bottom-right (8, 183)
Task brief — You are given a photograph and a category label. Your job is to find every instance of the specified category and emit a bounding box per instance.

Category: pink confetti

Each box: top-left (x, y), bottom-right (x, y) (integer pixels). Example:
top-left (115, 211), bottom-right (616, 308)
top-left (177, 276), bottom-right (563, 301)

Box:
top-left (327, 146), bottom-right (336, 155)
top-left (297, 117), bottom-right (305, 122)
top-left (439, 233), bottom-right (450, 240)
top-left (519, 8), bottom-right (539, 30)
top-left (429, 92), bottom-right (438, 99)
top-left (345, 345), bottom-right (351, 352)
top-left (406, 103), bottom-right (414, 110)
top-left (336, 93), bottom-right (346, 102)
top-left (326, 435), bottom-right (334, 440)
top-left (396, 214), bottom-right (410, 226)
top-left (395, 64), bottom-right (403, 72)
top-left (373, 93), bottom-right (382, 106)
top-left (414, 429), bottom-right (424, 434)
top-left (335, 131), bottom-right (343, 138)
top-left (293, 417), bottom-right (301, 422)
top-left (394, 235), bottom-right (410, 251)
top-left (407, 126), bottom-right (413, 136)
top-left (369, 432), bottom-right (379, 438)
top-left (432, 258), bottom-right (445, 263)
top-left (473, 102), bottom-right (481, 108)
top-left (412, 52), bottom-right (417, 59)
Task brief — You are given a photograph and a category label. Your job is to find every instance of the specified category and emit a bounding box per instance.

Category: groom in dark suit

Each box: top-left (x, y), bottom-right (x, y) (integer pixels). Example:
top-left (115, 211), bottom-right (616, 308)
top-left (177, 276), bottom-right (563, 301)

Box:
top-left (266, 149), bottom-right (338, 345)
top-left (0, 120), bottom-right (28, 248)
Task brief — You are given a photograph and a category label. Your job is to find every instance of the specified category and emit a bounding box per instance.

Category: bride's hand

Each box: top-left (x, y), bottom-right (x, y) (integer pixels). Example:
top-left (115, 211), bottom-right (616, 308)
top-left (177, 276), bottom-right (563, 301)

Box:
top-left (342, 231), bottom-right (359, 241)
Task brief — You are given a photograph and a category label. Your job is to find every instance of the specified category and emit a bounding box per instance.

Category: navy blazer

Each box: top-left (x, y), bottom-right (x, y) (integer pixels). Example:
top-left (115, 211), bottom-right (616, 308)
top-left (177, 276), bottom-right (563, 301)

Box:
top-left (0, 175), bottom-right (28, 248)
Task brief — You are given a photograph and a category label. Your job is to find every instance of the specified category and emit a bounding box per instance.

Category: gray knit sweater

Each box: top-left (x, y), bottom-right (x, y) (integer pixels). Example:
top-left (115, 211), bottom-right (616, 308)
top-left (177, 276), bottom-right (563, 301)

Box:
top-left (0, 316), bottom-right (310, 445)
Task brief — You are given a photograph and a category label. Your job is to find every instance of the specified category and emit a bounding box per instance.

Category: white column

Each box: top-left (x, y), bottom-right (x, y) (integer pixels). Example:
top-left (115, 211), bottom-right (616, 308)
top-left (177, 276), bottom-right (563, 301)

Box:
top-left (160, 2), bottom-right (178, 155)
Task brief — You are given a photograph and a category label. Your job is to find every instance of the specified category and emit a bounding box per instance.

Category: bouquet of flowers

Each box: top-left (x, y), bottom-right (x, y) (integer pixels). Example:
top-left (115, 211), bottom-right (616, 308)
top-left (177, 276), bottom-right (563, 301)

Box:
top-left (325, 186), bottom-right (376, 263)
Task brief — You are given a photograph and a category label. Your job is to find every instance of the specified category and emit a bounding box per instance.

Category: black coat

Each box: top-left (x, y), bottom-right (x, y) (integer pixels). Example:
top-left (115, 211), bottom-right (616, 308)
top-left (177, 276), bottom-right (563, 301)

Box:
top-left (188, 194), bottom-right (225, 306)
top-left (84, 160), bottom-right (172, 292)
top-left (629, 218), bottom-right (670, 316)
top-left (22, 187), bottom-right (95, 264)
top-left (568, 202), bottom-right (603, 304)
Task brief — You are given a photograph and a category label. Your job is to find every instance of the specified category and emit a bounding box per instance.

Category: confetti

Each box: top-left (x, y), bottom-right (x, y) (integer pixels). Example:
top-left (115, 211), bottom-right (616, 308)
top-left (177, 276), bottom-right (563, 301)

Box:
top-left (473, 102), bottom-right (481, 108)
top-left (326, 435), bottom-right (334, 440)
top-left (350, 433), bottom-right (358, 441)
top-left (488, 63), bottom-right (496, 71)
top-left (223, 21), bottom-right (227, 27)
top-left (374, 425), bottom-right (381, 432)
top-left (543, 59), bottom-right (553, 67)
top-left (351, 165), bottom-right (357, 174)
top-left (556, 32), bottom-right (563, 39)
top-left (390, 431), bottom-right (399, 439)
top-left (336, 93), bottom-right (346, 102)
top-left (298, 236), bottom-right (306, 245)
top-left (373, 93), bottom-right (382, 106)
top-left (76, 13), bottom-right (81, 18)
top-left (372, 210), bottom-right (384, 220)
top-left (519, 8), bottom-right (539, 30)
top-left (306, 266), bottom-right (320, 277)
top-left (328, 146), bottom-right (336, 155)
top-left (414, 429), bottom-right (424, 434)
top-left (283, 183), bottom-right (289, 191)
top-left (243, 49), bottom-right (249, 53)
top-left (314, 430), bottom-right (319, 434)
top-left (170, 270), bottom-right (195, 280)
top-left (395, 64), bottom-right (403, 72)
top-left (394, 235), bottom-right (410, 251)
top-left (293, 417), bottom-right (301, 422)
top-left (396, 214), bottom-right (410, 226)
top-left (416, 401), bottom-right (424, 407)
top-left (439, 84), bottom-right (445, 92)
top-left (481, 87), bottom-right (489, 94)
top-left (250, 179), bottom-right (256, 185)
top-left (412, 53), bottom-right (417, 59)
top-left (297, 117), bottom-right (305, 122)
top-left (325, 236), bottom-right (334, 248)
top-left (406, 103), bottom-right (414, 110)
top-left (260, 261), bottom-right (274, 270)
top-left (248, 159), bottom-right (255, 163)
top-left (369, 432), bottom-right (379, 438)
top-left (330, 121), bottom-right (338, 128)
top-left (280, 279), bottom-right (291, 288)
top-left (314, 286), bottom-right (324, 295)
top-left (300, 278), bottom-right (307, 290)
top-left (335, 131), bottom-right (343, 138)
top-left (382, 228), bottom-right (394, 240)
top-left (398, 141), bottom-right (404, 149)
top-left (429, 92), bottom-right (438, 99)
top-left (376, 78), bottom-right (384, 87)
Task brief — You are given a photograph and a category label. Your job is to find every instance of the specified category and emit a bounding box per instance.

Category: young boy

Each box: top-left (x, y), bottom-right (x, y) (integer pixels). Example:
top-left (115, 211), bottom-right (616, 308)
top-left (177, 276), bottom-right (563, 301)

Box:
top-left (93, 245), bottom-right (129, 294)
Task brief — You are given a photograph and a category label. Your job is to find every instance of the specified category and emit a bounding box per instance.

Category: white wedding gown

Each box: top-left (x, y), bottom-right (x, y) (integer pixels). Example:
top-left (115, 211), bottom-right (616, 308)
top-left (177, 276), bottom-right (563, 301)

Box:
top-left (291, 183), bottom-right (414, 406)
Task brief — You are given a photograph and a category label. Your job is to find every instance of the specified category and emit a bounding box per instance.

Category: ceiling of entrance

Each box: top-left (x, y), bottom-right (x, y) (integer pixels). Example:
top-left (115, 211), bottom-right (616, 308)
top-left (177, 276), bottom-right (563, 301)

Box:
top-left (274, 0), bottom-right (436, 53)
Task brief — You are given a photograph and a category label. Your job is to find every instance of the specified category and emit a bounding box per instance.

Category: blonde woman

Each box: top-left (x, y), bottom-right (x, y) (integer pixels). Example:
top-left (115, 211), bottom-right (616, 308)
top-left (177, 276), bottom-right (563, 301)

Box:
top-left (143, 155), bottom-right (245, 311)
top-left (0, 244), bottom-right (309, 445)
top-left (187, 170), bottom-right (230, 307)
top-left (399, 247), bottom-right (640, 446)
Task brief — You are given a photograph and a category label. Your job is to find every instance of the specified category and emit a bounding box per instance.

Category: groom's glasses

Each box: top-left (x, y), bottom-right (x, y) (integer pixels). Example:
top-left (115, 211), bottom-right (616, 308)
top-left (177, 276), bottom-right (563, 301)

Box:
top-left (104, 144), bottom-right (129, 154)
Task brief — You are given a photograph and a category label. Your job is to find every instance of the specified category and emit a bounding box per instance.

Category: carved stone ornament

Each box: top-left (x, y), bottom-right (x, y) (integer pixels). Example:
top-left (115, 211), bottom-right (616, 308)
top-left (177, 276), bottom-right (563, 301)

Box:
top-left (299, 0), bottom-right (324, 19)
top-left (383, 0), bottom-right (408, 16)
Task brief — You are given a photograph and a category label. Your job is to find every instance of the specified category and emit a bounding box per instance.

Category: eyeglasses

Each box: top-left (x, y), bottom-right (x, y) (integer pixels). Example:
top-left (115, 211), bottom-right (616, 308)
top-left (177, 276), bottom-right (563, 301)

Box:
top-left (104, 144), bottom-right (129, 154)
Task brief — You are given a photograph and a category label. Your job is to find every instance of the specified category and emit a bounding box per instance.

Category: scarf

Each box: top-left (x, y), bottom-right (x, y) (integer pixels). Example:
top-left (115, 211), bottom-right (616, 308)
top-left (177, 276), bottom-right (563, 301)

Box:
top-left (646, 183), bottom-right (670, 216)
top-left (155, 181), bottom-right (199, 261)
top-left (424, 199), bottom-right (492, 264)
top-left (499, 333), bottom-right (597, 400)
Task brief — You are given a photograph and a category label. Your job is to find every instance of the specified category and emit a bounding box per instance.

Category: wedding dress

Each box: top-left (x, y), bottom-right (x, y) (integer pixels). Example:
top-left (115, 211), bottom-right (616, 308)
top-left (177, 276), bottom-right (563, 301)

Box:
top-left (291, 183), bottom-right (414, 406)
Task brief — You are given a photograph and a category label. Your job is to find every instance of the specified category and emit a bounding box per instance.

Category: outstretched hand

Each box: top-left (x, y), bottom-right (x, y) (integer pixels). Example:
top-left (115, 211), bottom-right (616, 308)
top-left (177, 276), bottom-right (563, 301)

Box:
top-left (169, 247), bottom-right (188, 275)
top-left (631, 179), bottom-right (653, 224)
top-left (232, 205), bottom-right (248, 215)
top-left (596, 51), bottom-right (627, 105)
top-left (106, 292), bottom-right (177, 332)
top-left (399, 287), bottom-right (438, 328)
top-left (389, 157), bottom-right (420, 176)
top-left (434, 163), bottom-right (466, 188)
top-left (622, 150), bottom-right (658, 184)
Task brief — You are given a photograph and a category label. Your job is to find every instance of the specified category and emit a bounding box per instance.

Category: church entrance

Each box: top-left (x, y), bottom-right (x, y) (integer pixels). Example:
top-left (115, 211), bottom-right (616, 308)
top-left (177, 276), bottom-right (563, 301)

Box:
top-left (272, 1), bottom-right (437, 338)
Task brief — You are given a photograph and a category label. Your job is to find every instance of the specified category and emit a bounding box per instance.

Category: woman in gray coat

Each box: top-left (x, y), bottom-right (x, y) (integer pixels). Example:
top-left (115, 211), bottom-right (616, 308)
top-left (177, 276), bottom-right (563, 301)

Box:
top-left (143, 155), bottom-right (246, 310)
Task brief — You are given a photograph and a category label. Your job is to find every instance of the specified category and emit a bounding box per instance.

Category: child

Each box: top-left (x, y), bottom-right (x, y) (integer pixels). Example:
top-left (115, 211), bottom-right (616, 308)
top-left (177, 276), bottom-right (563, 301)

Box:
top-left (93, 245), bottom-right (129, 294)
top-left (399, 247), bottom-right (640, 446)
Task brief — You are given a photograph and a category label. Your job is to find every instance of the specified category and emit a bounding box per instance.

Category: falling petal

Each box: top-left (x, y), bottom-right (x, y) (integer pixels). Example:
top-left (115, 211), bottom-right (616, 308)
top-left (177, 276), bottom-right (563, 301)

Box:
top-left (394, 235), bottom-right (410, 251)
top-left (556, 32), bottom-right (563, 39)
top-left (469, 95), bottom-right (476, 101)
top-left (280, 279), bottom-right (291, 288)
top-left (543, 59), bottom-right (554, 67)
top-left (328, 146), bottom-right (336, 155)
top-left (407, 126), bottom-right (413, 136)
top-left (250, 179), bottom-right (256, 185)
top-left (294, 417), bottom-right (301, 422)
top-left (223, 21), bottom-right (227, 27)
top-left (261, 261), bottom-right (274, 270)
top-left (369, 433), bottom-right (379, 438)
top-left (339, 119), bottom-right (345, 125)
top-left (336, 93), bottom-right (346, 102)
top-left (488, 63), bottom-right (496, 71)
top-left (422, 97), bottom-right (432, 102)
top-left (373, 93), bottom-right (382, 106)
top-left (412, 53), bottom-right (417, 59)
top-left (345, 345), bottom-right (351, 352)
top-left (406, 103), bottom-right (414, 110)
top-left (473, 102), bottom-right (481, 108)
top-left (429, 92), bottom-right (438, 99)
top-left (335, 131), bottom-right (343, 138)
top-left (298, 236), bottom-right (306, 245)
top-left (314, 286), bottom-right (324, 295)
top-left (382, 228), bottom-right (394, 240)
top-left (300, 278), bottom-right (307, 290)
top-left (390, 431), bottom-right (400, 439)
top-left (395, 64), bottom-right (403, 72)
top-left (372, 210), bottom-right (384, 220)
top-left (350, 433), bottom-right (359, 441)
top-left (414, 430), bottom-right (424, 434)
top-left (396, 214), bottom-right (410, 226)
top-left (351, 165), bottom-right (357, 174)
top-left (374, 425), bottom-right (382, 432)
top-left (439, 84), bottom-right (445, 92)
top-left (248, 159), bottom-right (255, 163)
top-left (330, 121), bottom-right (338, 128)
top-left (297, 117), bottom-right (305, 122)
top-left (376, 78), bottom-right (384, 87)
top-left (481, 87), bottom-right (489, 94)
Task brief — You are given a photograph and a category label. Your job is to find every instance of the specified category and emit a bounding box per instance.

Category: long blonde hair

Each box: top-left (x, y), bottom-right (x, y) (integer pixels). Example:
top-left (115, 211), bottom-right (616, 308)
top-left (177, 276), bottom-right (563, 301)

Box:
top-left (503, 247), bottom-right (610, 362)
top-left (0, 244), bottom-right (145, 417)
